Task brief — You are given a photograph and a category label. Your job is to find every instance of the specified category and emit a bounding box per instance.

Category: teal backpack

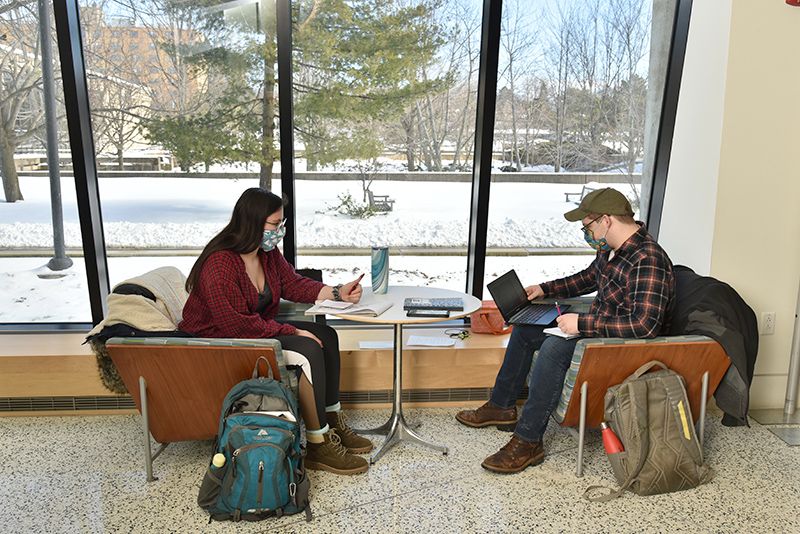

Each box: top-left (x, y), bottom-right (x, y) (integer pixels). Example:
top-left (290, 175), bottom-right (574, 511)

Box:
top-left (198, 357), bottom-right (311, 522)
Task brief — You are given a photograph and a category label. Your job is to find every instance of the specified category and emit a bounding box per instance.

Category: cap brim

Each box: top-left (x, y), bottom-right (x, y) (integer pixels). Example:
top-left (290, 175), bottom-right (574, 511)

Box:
top-left (564, 205), bottom-right (591, 222)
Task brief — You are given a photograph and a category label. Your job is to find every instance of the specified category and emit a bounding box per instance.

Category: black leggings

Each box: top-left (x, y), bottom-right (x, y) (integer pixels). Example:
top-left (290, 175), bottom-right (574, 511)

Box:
top-left (274, 320), bottom-right (341, 427)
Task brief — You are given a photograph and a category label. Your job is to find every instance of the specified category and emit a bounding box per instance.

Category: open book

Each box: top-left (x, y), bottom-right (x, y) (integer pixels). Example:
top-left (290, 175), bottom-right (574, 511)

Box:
top-left (305, 299), bottom-right (393, 317)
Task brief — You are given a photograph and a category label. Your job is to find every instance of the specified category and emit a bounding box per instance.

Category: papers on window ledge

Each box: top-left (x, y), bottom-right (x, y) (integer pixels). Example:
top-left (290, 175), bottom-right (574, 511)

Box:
top-left (407, 335), bottom-right (455, 347)
top-left (306, 299), bottom-right (393, 317)
top-left (358, 336), bottom-right (455, 349)
top-left (543, 326), bottom-right (580, 340)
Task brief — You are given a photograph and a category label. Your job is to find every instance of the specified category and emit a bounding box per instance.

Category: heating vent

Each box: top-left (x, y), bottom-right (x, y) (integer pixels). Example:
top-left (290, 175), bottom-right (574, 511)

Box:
top-left (0, 396), bottom-right (137, 412)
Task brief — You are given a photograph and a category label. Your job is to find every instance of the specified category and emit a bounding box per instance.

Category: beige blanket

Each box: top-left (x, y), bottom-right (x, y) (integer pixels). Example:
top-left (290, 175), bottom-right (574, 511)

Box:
top-left (87, 266), bottom-right (188, 338)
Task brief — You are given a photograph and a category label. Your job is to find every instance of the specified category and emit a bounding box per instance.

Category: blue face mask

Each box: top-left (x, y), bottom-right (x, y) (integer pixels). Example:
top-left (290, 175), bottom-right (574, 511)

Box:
top-left (261, 226), bottom-right (286, 252)
top-left (584, 227), bottom-right (611, 251)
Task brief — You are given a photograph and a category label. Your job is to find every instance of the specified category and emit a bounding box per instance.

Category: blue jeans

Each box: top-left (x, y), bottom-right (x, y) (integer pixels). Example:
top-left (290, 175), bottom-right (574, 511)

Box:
top-left (489, 324), bottom-right (581, 443)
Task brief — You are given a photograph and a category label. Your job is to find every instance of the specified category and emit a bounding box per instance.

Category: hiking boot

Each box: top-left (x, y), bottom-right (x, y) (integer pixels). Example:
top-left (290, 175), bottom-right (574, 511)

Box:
top-left (326, 411), bottom-right (373, 454)
top-left (456, 402), bottom-right (518, 431)
top-left (481, 435), bottom-right (544, 473)
top-left (305, 429), bottom-right (369, 475)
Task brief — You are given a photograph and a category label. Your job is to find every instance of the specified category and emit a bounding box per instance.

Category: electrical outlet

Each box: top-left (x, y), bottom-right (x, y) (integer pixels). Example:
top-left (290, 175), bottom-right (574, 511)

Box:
top-left (761, 312), bottom-right (776, 335)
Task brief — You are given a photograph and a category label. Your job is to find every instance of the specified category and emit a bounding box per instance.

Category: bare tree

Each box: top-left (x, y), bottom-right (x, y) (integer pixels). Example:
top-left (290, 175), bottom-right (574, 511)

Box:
top-left (543, 3), bottom-right (579, 173)
top-left (0, 0), bottom-right (45, 202)
top-left (498, 0), bottom-right (538, 171)
top-left (605, 0), bottom-right (651, 175)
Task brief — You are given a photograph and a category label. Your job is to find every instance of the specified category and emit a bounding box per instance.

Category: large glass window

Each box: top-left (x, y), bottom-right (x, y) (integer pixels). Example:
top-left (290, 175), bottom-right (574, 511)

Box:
top-left (486, 0), bottom-right (652, 290)
top-left (290, 0), bottom-right (479, 290)
top-left (0, 0), bottom-right (90, 324)
top-left (21, 0), bottom-right (678, 326)
top-left (77, 0), bottom-right (282, 292)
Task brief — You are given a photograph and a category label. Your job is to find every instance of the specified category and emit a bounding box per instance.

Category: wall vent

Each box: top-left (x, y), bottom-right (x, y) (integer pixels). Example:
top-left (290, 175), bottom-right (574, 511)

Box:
top-left (0, 396), bottom-right (137, 413)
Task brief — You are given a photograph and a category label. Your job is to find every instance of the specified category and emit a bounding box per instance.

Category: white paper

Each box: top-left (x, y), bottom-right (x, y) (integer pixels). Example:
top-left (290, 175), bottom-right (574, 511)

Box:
top-left (317, 299), bottom-right (354, 309)
top-left (358, 340), bottom-right (394, 349)
top-left (407, 335), bottom-right (456, 347)
top-left (543, 326), bottom-right (580, 340)
top-left (305, 299), bottom-right (355, 315)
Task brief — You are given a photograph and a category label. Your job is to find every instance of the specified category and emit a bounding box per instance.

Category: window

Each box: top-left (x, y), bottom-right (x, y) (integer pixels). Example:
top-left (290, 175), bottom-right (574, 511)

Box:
top-left (485, 0), bottom-right (655, 291)
top-left (1, 0), bottom-right (90, 324)
top-left (75, 0), bottom-right (275, 299)
top-left (290, 0), bottom-right (475, 290)
top-left (40, 0), bottom-right (684, 327)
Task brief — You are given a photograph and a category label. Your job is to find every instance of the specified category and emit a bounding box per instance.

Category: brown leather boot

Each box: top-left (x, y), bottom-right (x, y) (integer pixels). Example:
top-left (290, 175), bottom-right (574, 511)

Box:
top-left (305, 429), bottom-right (369, 475)
top-left (481, 434), bottom-right (544, 473)
top-left (456, 402), bottom-right (518, 431)
top-left (326, 410), bottom-right (373, 454)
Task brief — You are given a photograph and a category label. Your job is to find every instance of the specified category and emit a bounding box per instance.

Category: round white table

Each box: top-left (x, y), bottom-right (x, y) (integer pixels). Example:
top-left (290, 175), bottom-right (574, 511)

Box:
top-left (330, 285), bottom-right (481, 464)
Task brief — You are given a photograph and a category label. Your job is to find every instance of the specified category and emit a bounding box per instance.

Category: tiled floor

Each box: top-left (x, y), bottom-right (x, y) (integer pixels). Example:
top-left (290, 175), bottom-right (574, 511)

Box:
top-left (2, 406), bottom-right (799, 534)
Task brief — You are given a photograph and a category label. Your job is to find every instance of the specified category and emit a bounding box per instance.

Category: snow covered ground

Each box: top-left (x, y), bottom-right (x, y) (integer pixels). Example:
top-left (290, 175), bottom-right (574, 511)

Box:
top-left (0, 172), bottom-right (637, 322)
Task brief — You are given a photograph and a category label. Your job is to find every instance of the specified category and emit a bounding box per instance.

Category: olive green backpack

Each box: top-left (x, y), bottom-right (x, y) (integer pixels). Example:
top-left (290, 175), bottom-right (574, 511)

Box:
top-left (585, 361), bottom-right (713, 501)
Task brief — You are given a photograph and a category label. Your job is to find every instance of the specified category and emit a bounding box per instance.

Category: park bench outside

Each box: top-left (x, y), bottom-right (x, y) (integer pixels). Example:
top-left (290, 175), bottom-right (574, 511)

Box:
top-left (368, 190), bottom-right (396, 212)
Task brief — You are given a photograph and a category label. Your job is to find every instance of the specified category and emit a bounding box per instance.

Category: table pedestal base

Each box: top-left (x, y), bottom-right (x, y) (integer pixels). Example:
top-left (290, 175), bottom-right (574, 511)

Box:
top-left (355, 324), bottom-right (449, 464)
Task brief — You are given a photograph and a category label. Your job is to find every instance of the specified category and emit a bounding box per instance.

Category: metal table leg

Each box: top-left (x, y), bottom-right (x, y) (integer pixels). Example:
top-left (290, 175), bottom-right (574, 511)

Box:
top-left (355, 324), bottom-right (449, 464)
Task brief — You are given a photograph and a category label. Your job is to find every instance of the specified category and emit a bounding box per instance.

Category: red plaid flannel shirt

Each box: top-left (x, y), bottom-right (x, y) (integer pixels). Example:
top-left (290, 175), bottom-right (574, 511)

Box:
top-left (179, 249), bottom-right (324, 339)
top-left (540, 224), bottom-right (675, 338)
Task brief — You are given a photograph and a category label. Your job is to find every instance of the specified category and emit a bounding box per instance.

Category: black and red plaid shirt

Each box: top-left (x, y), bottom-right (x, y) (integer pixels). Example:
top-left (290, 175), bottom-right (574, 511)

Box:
top-left (179, 249), bottom-right (324, 339)
top-left (541, 223), bottom-right (675, 338)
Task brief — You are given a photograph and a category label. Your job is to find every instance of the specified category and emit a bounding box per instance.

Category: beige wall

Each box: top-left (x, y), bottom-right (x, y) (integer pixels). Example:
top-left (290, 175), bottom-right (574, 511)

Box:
top-left (661, 0), bottom-right (800, 409)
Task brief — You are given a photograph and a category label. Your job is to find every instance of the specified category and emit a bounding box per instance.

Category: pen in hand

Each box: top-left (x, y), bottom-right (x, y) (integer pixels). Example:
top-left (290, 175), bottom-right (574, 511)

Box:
top-left (347, 273), bottom-right (365, 296)
top-left (555, 301), bottom-right (562, 316)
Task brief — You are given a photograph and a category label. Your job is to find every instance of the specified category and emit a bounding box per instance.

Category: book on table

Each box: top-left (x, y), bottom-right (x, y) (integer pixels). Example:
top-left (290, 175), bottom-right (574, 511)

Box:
top-left (305, 299), bottom-right (393, 317)
top-left (403, 297), bottom-right (464, 311)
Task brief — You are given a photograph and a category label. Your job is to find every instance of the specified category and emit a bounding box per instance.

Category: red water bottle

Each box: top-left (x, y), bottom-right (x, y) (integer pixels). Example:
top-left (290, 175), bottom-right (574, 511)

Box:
top-left (600, 422), bottom-right (624, 453)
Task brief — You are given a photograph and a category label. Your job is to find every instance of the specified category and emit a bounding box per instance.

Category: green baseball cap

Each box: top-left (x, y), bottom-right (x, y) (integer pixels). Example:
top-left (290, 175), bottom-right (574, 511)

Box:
top-left (564, 187), bottom-right (634, 222)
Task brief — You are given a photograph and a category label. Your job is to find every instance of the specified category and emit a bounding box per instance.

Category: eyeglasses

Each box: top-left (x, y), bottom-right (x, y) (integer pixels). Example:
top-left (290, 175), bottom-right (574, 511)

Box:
top-left (580, 215), bottom-right (604, 235)
top-left (265, 218), bottom-right (286, 230)
top-left (445, 329), bottom-right (470, 340)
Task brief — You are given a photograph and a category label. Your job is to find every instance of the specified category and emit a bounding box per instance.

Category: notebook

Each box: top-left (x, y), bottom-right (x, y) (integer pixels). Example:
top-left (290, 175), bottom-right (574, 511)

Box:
top-left (487, 270), bottom-right (569, 326)
top-left (403, 297), bottom-right (464, 311)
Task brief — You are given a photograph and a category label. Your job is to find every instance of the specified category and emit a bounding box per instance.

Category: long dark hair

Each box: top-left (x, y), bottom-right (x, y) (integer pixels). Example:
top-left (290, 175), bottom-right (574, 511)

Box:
top-left (186, 188), bottom-right (286, 293)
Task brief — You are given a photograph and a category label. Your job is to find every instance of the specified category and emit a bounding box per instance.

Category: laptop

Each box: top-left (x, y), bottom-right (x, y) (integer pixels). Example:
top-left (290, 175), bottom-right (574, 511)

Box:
top-left (487, 270), bottom-right (569, 326)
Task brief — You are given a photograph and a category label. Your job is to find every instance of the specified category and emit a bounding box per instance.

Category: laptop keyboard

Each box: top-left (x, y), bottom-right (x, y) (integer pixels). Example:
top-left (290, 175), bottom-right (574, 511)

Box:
top-left (511, 304), bottom-right (554, 324)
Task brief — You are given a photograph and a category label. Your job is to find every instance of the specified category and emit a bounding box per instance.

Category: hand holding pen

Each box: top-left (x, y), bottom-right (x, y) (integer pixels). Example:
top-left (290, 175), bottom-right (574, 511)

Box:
top-left (341, 274), bottom-right (364, 303)
top-left (555, 301), bottom-right (580, 336)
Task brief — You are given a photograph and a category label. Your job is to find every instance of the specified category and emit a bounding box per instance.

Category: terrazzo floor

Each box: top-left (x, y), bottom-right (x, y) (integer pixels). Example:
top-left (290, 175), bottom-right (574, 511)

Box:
top-left (1, 406), bottom-right (799, 534)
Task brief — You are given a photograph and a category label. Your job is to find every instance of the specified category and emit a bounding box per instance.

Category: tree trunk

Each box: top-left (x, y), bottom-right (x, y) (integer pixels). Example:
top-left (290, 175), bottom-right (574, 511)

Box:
top-left (401, 113), bottom-right (416, 172)
top-left (0, 134), bottom-right (23, 202)
top-left (261, 60), bottom-right (275, 192)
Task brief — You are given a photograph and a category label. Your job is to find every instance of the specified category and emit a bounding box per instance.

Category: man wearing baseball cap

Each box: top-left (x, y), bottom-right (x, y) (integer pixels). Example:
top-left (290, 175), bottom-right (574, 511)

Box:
top-left (457, 187), bottom-right (676, 473)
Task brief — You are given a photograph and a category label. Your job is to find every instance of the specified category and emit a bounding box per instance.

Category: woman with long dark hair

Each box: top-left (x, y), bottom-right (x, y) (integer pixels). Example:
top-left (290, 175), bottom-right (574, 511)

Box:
top-left (180, 188), bottom-right (371, 475)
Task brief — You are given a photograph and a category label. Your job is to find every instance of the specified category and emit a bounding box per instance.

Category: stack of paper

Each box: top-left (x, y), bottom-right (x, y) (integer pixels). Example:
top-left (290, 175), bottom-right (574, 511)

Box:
top-left (305, 300), bottom-right (354, 315)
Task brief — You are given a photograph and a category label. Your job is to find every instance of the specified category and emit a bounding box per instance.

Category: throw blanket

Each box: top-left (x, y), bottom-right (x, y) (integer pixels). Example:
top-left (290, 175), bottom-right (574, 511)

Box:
top-left (87, 266), bottom-right (189, 394)
top-left (87, 266), bottom-right (188, 338)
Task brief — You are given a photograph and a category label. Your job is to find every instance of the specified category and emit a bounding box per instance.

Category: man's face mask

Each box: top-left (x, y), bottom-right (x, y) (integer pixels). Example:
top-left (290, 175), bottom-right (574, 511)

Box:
top-left (261, 220), bottom-right (286, 252)
top-left (582, 216), bottom-right (612, 251)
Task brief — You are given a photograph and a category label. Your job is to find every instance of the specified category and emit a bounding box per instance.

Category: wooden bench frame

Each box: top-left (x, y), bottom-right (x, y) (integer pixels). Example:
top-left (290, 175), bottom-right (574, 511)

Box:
top-left (106, 338), bottom-right (286, 481)
top-left (558, 338), bottom-right (730, 477)
top-left (367, 189), bottom-right (396, 212)
top-left (564, 184), bottom-right (597, 203)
